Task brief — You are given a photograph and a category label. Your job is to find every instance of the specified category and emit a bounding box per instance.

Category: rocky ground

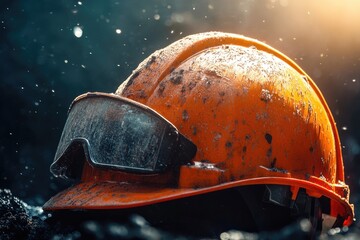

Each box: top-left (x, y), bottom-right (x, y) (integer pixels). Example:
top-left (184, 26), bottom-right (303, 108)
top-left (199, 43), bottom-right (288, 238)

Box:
top-left (1, 189), bottom-right (359, 240)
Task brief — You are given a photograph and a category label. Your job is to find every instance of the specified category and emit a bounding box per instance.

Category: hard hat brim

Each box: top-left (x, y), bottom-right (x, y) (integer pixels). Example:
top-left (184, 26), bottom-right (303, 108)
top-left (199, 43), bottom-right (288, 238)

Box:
top-left (42, 177), bottom-right (354, 227)
top-left (43, 181), bottom-right (201, 210)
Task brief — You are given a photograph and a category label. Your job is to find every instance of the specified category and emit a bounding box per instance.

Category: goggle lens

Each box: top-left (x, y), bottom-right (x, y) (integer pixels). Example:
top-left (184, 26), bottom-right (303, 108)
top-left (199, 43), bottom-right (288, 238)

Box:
top-left (51, 93), bottom-right (196, 179)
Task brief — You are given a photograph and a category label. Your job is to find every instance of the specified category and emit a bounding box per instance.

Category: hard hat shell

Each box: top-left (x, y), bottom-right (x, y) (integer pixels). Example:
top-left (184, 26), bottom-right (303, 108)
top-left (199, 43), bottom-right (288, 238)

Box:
top-left (43, 32), bottom-right (353, 225)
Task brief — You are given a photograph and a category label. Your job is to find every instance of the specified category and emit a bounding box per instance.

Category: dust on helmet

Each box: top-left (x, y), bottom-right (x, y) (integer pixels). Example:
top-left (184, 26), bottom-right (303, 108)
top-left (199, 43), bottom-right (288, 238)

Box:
top-left (44, 32), bottom-right (354, 230)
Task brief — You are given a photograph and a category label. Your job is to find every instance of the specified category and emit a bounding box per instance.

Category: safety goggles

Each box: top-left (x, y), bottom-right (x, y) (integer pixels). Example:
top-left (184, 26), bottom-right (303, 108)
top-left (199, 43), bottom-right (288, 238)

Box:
top-left (50, 92), bottom-right (197, 179)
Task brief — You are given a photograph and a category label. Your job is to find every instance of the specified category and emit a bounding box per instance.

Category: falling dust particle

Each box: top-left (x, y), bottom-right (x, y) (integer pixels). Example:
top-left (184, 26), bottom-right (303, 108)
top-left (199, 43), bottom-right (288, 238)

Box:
top-left (73, 26), bottom-right (83, 38)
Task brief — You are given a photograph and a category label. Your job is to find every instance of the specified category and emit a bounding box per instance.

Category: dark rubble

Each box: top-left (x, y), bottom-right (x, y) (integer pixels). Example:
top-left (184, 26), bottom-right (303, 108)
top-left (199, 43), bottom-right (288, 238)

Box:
top-left (1, 189), bottom-right (359, 240)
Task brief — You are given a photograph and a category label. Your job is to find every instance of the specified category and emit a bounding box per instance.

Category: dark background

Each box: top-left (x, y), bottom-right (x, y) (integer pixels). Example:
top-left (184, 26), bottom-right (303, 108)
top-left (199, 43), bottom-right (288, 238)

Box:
top-left (1, 0), bottom-right (359, 220)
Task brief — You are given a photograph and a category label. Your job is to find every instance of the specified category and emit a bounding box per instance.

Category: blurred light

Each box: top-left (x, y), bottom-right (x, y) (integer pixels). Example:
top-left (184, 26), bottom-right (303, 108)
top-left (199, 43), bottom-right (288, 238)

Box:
top-left (73, 26), bottom-right (83, 38)
top-left (130, 214), bottom-right (148, 227)
top-left (299, 219), bottom-right (311, 232)
top-left (220, 232), bottom-right (230, 240)
top-left (115, 28), bottom-right (122, 34)
top-left (328, 227), bottom-right (341, 235)
top-left (220, 230), bottom-right (245, 240)
top-left (154, 14), bottom-right (160, 20)
top-left (170, 13), bottom-right (185, 24)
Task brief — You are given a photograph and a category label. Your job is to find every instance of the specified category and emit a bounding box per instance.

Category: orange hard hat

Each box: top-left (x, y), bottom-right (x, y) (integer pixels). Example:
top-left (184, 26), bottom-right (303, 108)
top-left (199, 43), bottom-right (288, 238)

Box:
top-left (44, 32), bottom-right (354, 227)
